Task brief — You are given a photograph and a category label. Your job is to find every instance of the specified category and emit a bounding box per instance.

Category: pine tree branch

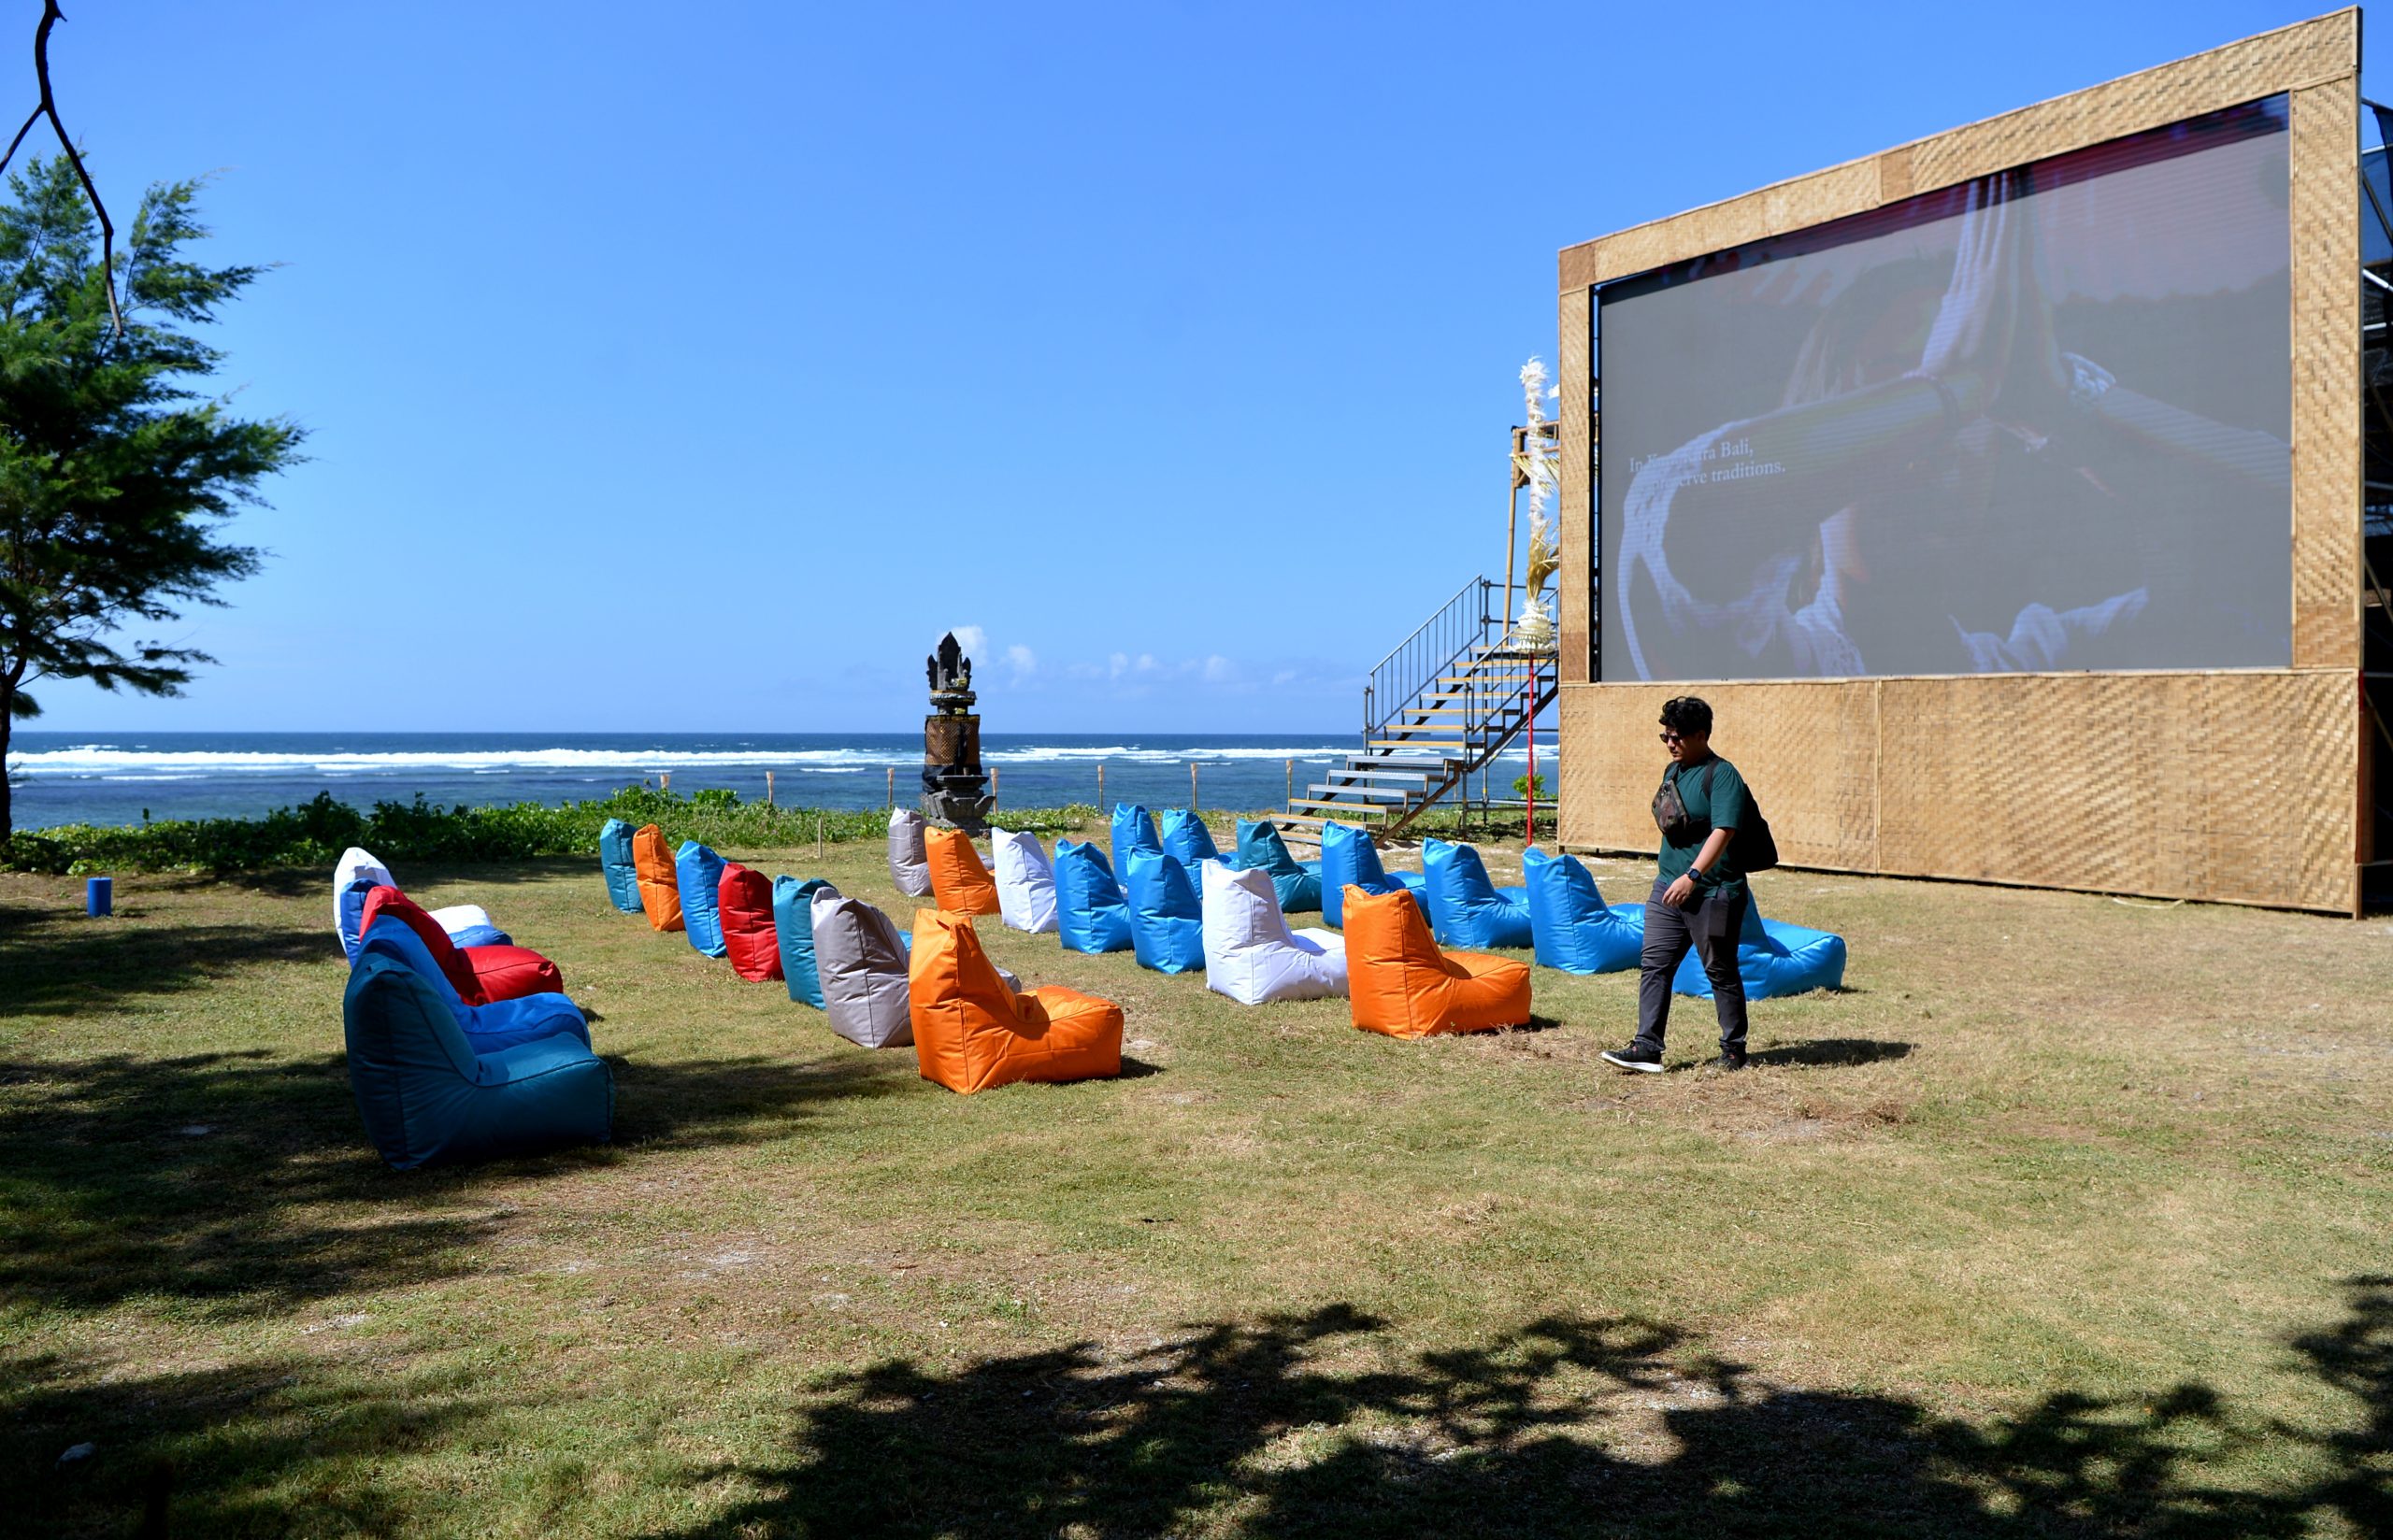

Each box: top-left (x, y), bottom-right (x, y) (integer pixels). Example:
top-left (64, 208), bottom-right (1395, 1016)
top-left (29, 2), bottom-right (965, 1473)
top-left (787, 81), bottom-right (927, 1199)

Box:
top-left (0, 2), bottom-right (120, 335)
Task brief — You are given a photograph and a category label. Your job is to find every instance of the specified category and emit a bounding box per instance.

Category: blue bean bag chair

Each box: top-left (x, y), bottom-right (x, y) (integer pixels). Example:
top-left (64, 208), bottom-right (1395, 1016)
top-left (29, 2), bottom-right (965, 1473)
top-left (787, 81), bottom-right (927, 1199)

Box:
top-left (1419, 838), bottom-right (1533, 949)
top-left (1319, 820), bottom-right (1424, 928)
top-left (355, 918), bottom-right (589, 1053)
top-left (1160, 807), bottom-right (1225, 880)
top-left (774, 876), bottom-right (836, 1007)
top-left (1054, 839), bottom-right (1134, 954)
top-left (1521, 848), bottom-right (1645, 974)
top-left (675, 841), bottom-right (729, 959)
top-left (1123, 845), bottom-right (1205, 974)
top-left (344, 926), bottom-right (612, 1172)
top-left (1236, 819), bottom-right (1323, 914)
top-left (598, 819), bottom-right (644, 914)
top-left (1673, 890), bottom-right (1848, 1000)
top-left (1111, 804), bottom-right (1162, 885)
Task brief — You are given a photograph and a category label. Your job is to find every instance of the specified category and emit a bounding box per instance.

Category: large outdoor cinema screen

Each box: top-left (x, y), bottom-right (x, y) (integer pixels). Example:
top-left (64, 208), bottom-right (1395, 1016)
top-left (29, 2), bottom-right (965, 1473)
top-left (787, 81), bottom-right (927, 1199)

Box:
top-left (1597, 98), bottom-right (2292, 682)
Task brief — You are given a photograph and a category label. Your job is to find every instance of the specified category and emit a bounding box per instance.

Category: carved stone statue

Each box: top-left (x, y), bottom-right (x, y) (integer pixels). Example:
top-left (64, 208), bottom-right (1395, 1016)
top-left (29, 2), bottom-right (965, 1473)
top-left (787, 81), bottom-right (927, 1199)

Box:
top-left (921, 631), bottom-right (994, 830)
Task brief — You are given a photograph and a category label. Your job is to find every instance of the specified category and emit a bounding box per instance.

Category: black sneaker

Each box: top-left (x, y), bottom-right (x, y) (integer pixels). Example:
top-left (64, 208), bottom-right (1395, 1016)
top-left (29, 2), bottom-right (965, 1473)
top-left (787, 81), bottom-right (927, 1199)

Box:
top-left (1705, 1051), bottom-right (1749, 1073)
top-left (1600, 1044), bottom-right (1665, 1074)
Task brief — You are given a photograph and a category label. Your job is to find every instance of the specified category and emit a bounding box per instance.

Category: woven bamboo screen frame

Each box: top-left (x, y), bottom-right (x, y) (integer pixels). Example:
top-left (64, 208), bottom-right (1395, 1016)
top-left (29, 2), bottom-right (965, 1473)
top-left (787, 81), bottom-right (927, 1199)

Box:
top-left (1555, 10), bottom-right (2364, 914)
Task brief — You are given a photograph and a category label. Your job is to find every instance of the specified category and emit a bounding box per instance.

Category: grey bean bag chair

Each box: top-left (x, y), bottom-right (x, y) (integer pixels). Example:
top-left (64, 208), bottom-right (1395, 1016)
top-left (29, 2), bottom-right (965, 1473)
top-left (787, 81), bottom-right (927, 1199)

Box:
top-left (812, 889), bottom-right (916, 1048)
top-left (887, 808), bottom-right (935, 899)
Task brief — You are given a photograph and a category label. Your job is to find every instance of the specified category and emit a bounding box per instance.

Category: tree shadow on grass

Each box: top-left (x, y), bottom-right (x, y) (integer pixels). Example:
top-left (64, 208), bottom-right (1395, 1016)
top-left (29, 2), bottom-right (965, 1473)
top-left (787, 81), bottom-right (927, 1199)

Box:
top-left (0, 1041), bottom-right (910, 1317)
top-left (0, 903), bottom-right (328, 1020)
top-left (1750, 1037), bottom-right (1914, 1068)
top-left (641, 1280), bottom-right (2393, 1539)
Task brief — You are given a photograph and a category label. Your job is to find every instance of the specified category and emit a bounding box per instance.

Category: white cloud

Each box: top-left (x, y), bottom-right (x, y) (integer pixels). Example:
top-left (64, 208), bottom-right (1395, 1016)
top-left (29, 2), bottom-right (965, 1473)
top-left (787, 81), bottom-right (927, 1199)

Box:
top-left (1109, 651), bottom-right (1129, 679)
top-left (948, 624), bottom-right (988, 660)
top-left (1202, 655), bottom-right (1234, 684)
top-left (1004, 644), bottom-right (1037, 678)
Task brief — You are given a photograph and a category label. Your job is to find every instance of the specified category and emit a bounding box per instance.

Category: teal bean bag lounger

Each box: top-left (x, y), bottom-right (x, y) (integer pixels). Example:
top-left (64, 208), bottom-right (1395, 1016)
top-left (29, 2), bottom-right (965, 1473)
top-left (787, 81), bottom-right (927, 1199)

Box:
top-left (1671, 891), bottom-right (1848, 1000)
top-left (1318, 820), bottom-right (1424, 928)
top-left (773, 876), bottom-right (836, 1007)
top-left (675, 841), bottom-right (730, 959)
top-left (1521, 848), bottom-right (1645, 974)
top-left (1159, 808), bottom-right (1224, 888)
top-left (1419, 838), bottom-right (1533, 949)
top-left (597, 819), bottom-right (644, 914)
top-left (1235, 819), bottom-right (1323, 914)
top-left (344, 918), bottom-right (611, 1170)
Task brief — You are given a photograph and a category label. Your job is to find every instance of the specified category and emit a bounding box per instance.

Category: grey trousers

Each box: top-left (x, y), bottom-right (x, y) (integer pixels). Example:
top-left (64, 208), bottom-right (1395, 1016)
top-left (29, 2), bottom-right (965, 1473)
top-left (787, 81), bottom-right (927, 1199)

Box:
top-left (1635, 877), bottom-right (1748, 1054)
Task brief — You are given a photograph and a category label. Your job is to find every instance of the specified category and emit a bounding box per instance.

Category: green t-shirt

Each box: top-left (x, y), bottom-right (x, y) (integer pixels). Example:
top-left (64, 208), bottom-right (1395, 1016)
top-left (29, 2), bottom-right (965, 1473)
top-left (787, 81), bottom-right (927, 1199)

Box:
top-left (1656, 754), bottom-right (1750, 893)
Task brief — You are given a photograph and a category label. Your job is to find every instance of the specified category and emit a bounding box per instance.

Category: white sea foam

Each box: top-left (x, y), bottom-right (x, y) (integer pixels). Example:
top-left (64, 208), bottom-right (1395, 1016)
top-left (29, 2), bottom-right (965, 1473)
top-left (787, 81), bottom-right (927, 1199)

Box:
top-left (4, 742), bottom-right (1392, 779)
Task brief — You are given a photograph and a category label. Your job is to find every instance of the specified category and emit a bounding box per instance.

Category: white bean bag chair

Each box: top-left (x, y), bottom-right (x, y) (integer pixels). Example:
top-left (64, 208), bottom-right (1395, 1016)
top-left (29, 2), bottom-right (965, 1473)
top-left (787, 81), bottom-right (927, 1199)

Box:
top-left (334, 846), bottom-right (494, 962)
top-left (1201, 859), bottom-right (1348, 1006)
top-left (991, 827), bottom-right (1059, 934)
top-left (887, 808), bottom-right (935, 898)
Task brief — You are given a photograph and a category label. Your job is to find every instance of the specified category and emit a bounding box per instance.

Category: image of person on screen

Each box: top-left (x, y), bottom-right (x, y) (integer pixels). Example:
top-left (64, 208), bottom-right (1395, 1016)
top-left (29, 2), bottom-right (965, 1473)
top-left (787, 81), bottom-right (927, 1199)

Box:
top-left (1613, 165), bottom-right (2292, 682)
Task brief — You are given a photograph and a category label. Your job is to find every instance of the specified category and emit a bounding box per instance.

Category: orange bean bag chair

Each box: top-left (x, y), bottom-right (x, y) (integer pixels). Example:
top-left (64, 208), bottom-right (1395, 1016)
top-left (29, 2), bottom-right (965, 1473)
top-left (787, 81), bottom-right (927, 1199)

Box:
top-left (632, 822), bottom-right (684, 933)
top-left (908, 909), bottom-right (1123, 1094)
top-left (924, 826), bottom-right (1002, 916)
top-left (357, 885), bottom-right (565, 1005)
top-left (717, 861), bottom-right (784, 983)
top-left (1342, 886), bottom-right (1531, 1039)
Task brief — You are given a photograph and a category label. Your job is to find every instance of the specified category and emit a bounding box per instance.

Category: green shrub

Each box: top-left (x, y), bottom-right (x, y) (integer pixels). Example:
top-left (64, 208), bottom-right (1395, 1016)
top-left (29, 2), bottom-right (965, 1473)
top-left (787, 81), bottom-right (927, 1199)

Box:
top-left (0, 789), bottom-right (1096, 877)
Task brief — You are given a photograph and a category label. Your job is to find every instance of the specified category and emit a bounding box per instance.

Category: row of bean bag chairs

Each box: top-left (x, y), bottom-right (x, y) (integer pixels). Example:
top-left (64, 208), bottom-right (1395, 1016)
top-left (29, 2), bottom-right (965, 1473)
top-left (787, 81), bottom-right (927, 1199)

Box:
top-left (909, 909), bottom-right (1124, 1093)
top-left (1318, 821), bottom-right (1426, 927)
top-left (1420, 837), bottom-right (1533, 949)
top-left (343, 915), bottom-right (611, 1169)
top-left (359, 885), bottom-right (564, 1005)
top-left (1202, 861), bottom-right (1346, 1005)
top-left (334, 847), bottom-right (503, 962)
top-left (888, 808), bottom-right (935, 898)
top-left (1342, 887), bottom-right (1532, 1037)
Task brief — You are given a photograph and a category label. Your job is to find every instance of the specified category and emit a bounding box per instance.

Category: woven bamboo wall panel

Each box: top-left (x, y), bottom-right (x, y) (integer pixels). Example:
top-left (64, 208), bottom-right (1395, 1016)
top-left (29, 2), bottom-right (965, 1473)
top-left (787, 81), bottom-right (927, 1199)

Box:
top-left (1555, 681), bottom-right (1879, 872)
top-left (2290, 78), bottom-right (2362, 670)
top-left (1558, 286), bottom-right (1593, 685)
top-left (1560, 11), bottom-right (2356, 292)
top-left (1557, 674), bottom-right (2356, 913)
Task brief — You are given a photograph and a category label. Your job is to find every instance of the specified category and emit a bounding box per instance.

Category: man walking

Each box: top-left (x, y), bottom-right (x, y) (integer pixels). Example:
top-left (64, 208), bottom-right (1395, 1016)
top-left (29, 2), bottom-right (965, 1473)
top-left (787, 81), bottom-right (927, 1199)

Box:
top-left (1602, 696), bottom-right (1751, 1073)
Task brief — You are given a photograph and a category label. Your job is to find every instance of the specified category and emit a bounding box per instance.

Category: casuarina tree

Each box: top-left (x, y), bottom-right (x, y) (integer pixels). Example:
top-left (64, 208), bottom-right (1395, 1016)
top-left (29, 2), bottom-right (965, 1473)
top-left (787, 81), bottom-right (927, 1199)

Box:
top-left (0, 154), bottom-right (302, 837)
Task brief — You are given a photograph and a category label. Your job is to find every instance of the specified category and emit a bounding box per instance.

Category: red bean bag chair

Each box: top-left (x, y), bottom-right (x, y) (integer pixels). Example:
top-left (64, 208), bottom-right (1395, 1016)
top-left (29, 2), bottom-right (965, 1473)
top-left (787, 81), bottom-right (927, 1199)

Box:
top-left (1341, 886), bottom-right (1529, 1039)
top-left (633, 822), bottom-right (684, 933)
top-left (357, 885), bottom-right (566, 1005)
top-left (717, 862), bottom-right (784, 983)
top-left (908, 909), bottom-right (1122, 1094)
top-left (924, 826), bottom-right (1002, 916)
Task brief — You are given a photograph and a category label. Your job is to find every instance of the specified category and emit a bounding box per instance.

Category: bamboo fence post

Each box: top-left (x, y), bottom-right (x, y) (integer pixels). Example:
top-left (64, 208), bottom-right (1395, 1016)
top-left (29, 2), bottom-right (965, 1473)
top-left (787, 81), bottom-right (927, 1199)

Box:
top-left (660, 771), bottom-right (671, 793)
top-left (993, 765), bottom-right (1000, 809)
top-left (886, 765), bottom-right (895, 809)
top-left (1190, 762), bottom-right (1199, 812)
top-left (765, 770), bottom-right (775, 806)
top-left (1097, 763), bottom-right (1105, 810)
top-left (1285, 758), bottom-right (1293, 807)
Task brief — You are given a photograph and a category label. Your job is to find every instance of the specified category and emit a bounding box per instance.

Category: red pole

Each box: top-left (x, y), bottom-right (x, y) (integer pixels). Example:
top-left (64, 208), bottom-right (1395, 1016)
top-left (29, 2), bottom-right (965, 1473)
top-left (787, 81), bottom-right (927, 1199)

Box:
top-left (1524, 662), bottom-right (1536, 848)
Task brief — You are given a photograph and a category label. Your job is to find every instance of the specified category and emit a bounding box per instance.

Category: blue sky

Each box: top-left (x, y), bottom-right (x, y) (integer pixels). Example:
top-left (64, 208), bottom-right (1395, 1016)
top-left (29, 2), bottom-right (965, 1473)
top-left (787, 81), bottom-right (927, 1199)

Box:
top-left (21, 0), bottom-right (2368, 733)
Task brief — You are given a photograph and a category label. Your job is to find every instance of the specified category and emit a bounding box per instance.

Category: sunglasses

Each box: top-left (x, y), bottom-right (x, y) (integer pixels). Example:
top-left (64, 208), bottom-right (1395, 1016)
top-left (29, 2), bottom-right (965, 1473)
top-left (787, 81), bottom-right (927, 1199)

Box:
top-left (1658, 732), bottom-right (1686, 745)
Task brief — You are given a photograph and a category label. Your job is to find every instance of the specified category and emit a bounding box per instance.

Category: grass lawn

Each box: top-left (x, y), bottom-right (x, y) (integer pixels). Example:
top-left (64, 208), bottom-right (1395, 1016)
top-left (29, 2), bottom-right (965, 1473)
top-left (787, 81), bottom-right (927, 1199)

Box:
top-left (3, 822), bottom-right (2388, 1537)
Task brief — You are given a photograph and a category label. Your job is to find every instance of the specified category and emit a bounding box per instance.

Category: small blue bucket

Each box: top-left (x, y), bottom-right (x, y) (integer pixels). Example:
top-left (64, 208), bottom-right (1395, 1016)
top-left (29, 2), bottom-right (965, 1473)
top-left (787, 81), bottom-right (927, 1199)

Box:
top-left (86, 876), bottom-right (112, 918)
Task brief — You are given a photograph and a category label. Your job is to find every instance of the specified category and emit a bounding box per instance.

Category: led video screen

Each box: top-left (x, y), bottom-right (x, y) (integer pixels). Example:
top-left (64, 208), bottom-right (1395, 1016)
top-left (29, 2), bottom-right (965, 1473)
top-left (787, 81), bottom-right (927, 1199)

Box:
top-left (1597, 97), bottom-right (2292, 681)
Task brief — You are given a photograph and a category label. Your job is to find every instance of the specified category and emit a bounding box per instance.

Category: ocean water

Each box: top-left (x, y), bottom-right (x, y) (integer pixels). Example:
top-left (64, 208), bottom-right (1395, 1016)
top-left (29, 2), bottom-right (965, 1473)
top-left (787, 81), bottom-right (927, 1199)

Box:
top-left (5, 732), bottom-right (1550, 830)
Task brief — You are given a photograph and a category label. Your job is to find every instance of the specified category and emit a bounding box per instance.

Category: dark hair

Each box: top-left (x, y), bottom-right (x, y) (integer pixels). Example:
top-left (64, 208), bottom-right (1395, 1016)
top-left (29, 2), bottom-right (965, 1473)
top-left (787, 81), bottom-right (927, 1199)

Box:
top-left (1659, 696), bottom-right (1713, 735)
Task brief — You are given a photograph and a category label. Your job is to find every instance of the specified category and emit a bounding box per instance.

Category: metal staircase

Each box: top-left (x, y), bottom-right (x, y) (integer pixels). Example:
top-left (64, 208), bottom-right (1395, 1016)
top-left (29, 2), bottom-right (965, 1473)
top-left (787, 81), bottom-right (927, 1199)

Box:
top-left (1269, 575), bottom-right (1558, 848)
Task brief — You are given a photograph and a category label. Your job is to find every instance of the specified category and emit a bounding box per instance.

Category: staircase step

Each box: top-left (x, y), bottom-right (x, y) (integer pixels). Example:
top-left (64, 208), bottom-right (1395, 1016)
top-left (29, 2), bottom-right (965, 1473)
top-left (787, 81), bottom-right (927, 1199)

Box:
top-left (1287, 797), bottom-right (1391, 818)
top-left (1309, 781), bottom-right (1411, 803)
top-left (1366, 738), bottom-right (1464, 753)
top-left (1350, 759), bottom-right (1449, 775)
top-left (1334, 768), bottom-right (1433, 785)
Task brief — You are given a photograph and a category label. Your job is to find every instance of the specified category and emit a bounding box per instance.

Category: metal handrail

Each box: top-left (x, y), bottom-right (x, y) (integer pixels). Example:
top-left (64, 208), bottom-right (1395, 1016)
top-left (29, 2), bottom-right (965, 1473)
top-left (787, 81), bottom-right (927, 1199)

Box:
top-left (1364, 576), bottom-right (1500, 741)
